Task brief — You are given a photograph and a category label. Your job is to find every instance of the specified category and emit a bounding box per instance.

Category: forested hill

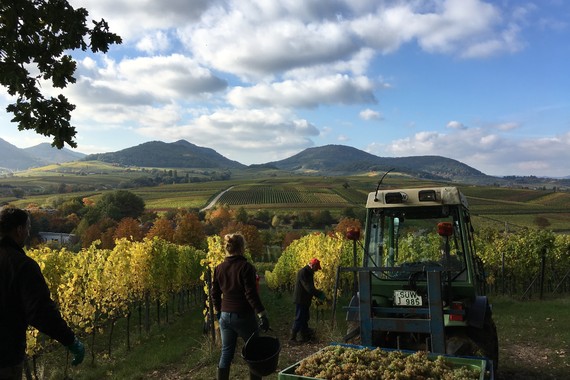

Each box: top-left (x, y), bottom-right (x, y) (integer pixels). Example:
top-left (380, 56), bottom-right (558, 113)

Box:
top-left (0, 138), bottom-right (84, 171)
top-left (83, 140), bottom-right (246, 169)
top-left (83, 141), bottom-right (490, 181)
top-left (266, 144), bottom-right (489, 181)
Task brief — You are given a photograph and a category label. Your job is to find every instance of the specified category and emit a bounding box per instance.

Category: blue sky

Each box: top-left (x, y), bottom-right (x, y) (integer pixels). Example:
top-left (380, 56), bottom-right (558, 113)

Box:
top-left (1, 0), bottom-right (569, 177)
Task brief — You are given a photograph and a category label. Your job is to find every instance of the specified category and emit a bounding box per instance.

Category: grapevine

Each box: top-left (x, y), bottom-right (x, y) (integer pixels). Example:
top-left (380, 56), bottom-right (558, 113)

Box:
top-left (265, 232), bottom-right (362, 300)
top-left (24, 238), bottom-right (206, 357)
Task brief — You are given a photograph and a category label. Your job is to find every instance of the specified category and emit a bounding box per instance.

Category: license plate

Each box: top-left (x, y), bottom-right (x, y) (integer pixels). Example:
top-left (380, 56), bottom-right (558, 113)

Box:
top-left (393, 290), bottom-right (422, 306)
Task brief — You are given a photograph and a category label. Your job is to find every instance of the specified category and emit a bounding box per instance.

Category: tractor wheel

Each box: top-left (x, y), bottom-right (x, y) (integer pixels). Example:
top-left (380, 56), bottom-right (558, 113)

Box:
top-left (468, 310), bottom-right (499, 372)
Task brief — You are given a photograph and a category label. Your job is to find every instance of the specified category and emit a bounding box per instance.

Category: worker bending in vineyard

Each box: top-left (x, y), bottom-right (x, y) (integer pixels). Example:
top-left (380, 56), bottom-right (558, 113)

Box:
top-left (0, 207), bottom-right (85, 380)
top-left (211, 233), bottom-right (270, 380)
top-left (290, 258), bottom-right (325, 343)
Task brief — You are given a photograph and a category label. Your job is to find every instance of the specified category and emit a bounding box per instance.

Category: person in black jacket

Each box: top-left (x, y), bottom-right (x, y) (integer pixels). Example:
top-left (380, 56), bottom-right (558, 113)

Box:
top-left (0, 207), bottom-right (84, 380)
top-left (211, 233), bottom-right (269, 380)
top-left (290, 258), bottom-right (325, 343)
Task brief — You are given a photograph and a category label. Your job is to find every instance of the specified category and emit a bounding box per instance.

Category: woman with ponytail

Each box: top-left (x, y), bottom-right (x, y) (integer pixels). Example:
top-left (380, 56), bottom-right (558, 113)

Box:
top-left (211, 233), bottom-right (269, 380)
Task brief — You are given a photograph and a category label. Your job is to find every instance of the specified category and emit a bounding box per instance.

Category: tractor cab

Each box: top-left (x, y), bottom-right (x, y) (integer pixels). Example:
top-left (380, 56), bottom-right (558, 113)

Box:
top-left (343, 186), bottom-right (498, 372)
top-left (363, 187), bottom-right (486, 300)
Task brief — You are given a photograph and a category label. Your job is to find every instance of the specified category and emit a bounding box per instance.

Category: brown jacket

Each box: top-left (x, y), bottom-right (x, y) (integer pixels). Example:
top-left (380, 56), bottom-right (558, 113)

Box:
top-left (211, 255), bottom-right (265, 315)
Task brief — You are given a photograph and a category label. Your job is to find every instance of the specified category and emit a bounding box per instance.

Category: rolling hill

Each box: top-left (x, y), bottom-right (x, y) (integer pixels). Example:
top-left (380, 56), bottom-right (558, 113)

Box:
top-left (266, 144), bottom-right (490, 181)
top-left (24, 143), bottom-right (86, 164)
top-left (0, 138), bottom-right (86, 172)
top-left (83, 140), bottom-right (246, 169)
top-left (4, 138), bottom-right (568, 187)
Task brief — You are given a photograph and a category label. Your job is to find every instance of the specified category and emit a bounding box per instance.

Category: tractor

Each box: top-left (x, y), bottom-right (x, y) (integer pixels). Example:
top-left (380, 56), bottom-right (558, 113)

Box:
top-left (338, 186), bottom-right (499, 373)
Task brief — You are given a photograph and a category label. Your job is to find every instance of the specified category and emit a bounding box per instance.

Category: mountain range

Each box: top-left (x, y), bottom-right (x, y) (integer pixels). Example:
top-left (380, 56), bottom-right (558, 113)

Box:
top-left (2, 138), bottom-right (568, 186)
top-left (0, 137), bottom-right (489, 182)
top-left (83, 140), bottom-right (488, 181)
top-left (264, 145), bottom-right (487, 181)
top-left (0, 138), bottom-right (85, 171)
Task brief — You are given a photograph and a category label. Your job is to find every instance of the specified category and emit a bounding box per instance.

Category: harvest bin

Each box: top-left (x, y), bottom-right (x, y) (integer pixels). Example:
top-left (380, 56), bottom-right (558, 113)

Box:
top-left (278, 344), bottom-right (492, 380)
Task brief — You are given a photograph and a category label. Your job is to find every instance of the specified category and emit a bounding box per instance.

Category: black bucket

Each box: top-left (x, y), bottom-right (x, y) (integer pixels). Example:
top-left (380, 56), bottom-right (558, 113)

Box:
top-left (241, 334), bottom-right (281, 377)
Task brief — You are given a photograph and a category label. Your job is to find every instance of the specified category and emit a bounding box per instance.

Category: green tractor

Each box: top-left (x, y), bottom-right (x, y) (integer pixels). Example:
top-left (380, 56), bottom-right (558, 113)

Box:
top-left (342, 186), bottom-right (498, 372)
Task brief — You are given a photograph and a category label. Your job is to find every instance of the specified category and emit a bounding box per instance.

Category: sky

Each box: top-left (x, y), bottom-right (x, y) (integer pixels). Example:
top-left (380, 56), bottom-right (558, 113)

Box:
top-left (1, 0), bottom-right (569, 177)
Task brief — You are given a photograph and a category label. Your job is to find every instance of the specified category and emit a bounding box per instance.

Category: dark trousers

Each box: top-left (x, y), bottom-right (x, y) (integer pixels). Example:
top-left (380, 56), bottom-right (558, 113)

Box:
top-left (292, 303), bottom-right (310, 333)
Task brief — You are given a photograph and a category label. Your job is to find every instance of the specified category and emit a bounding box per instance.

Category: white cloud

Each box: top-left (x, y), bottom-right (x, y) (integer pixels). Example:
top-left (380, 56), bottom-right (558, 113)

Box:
top-left (350, 0), bottom-right (519, 58)
top-left (227, 75), bottom-right (376, 109)
top-left (67, 54), bottom-right (227, 109)
top-left (68, 0), bottom-right (212, 41)
top-left (446, 121), bottom-right (467, 130)
top-left (366, 128), bottom-right (570, 177)
top-left (360, 109), bottom-right (382, 120)
top-left (136, 31), bottom-right (171, 54)
top-left (134, 108), bottom-right (320, 164)
top-left (496, 122), bottom-right (519, 131)
top-left (180, 14), bottom-right (360, 81)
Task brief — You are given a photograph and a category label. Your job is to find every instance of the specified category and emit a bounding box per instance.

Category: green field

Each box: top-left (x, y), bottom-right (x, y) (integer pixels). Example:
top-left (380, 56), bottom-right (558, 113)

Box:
top-left (2, 164), bottom-right (570, 232)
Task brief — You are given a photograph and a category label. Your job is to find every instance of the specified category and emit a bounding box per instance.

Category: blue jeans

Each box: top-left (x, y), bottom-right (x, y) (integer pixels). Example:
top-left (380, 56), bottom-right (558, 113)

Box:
top-left (292, 303), bottom-right (310, 333)
top-left (218, 311), bottom-right (258, 369)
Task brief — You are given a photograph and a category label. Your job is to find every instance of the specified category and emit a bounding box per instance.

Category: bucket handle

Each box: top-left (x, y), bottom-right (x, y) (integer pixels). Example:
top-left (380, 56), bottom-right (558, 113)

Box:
top-left (246, 327), bottom-right (276, 346)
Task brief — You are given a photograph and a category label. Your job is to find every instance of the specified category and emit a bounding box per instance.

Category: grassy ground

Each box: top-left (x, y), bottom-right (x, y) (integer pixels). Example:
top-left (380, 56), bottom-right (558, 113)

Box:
top-left (491, 296), bottom-right (570, 380)
top-left (32, 286), bottom-right (569, 379)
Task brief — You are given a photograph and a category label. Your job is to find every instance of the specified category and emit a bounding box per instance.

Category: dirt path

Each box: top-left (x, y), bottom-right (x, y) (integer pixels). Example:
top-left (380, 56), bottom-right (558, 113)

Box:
top-left (200, 186), bottom-right (235, 212)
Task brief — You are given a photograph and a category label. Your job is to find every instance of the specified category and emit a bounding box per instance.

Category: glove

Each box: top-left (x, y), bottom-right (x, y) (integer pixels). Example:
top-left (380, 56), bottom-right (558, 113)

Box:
top-left (257, 311), bottom-right (270, 332)
top-left (67, 337), bottom-right (85, 366)
top-left (317, 291), bottom-right (326, 301)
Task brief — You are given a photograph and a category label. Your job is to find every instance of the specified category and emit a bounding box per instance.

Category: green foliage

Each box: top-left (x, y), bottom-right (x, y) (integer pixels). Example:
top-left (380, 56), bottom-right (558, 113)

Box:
top-left (27, 238), bottom-right (205, 349)
top-left (96, 190), bottom-right (145, 221)
top-left (265, 233), bottom-right (362, 299)
top-left (476, 228), bottom-right (568, 293)
top-left (0, 0), bottom-right (121, 148)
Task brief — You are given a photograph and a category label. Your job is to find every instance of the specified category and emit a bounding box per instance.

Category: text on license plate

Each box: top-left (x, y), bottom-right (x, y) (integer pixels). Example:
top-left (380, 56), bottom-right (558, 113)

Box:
top-left (393, 290), bottom-right (422, 306)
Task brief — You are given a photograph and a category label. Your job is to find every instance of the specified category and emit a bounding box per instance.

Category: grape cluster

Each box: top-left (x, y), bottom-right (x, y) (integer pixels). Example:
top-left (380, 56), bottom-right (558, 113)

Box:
top-left (294, 346), bottom-right (481, 380)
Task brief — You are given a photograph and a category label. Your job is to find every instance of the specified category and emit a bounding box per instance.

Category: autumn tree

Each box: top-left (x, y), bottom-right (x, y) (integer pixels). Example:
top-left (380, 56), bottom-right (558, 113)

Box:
top-left (173, 211), bottom-right (206, 249)
top-left (206, 204), bottom-right (233, 234)
top-left (235, 207), bottom-right (249, 224)
top-left (146, 217), bottom-right (175, 242)
top-left (81, 223), bottom-right (102, 248)
top-left (221, 222), bottom-right (264, 259)
top-left (334, 217), bottom-right (362, 238)
top-left (0, 0), bottom-right (121, 148)
top-left (282, 231), bottom-right (304, 250)
top-left (113, 217), bottom-right (144, 242)
top-left (79, 217), bottom-right (116, 248)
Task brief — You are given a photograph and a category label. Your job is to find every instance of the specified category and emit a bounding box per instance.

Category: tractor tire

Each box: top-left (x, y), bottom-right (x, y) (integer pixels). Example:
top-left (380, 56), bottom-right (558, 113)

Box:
top-left (468, 310), bottom-right (499, 372)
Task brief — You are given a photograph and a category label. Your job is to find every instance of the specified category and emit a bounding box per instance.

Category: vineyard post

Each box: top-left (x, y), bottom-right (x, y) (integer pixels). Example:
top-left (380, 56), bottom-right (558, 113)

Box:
top-left (502, 222), bottom-right (508, 295)
top-left (331, 266), bottom-right (342, 329)
top-left (127, 311), bottom-right (131, 350)
top-left (540, 247), bottom-right (546, 300)
top-left (205, 268), bottom-right (216, 344)
top-left (352, 239), bottom-right (358, 295)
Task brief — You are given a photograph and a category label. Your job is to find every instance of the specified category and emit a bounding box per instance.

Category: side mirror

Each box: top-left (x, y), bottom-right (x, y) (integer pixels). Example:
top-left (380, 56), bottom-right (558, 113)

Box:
top-left (437, 222), bottom-right (453, 237)
top-left (346, 227), bottom-right (360, 240)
